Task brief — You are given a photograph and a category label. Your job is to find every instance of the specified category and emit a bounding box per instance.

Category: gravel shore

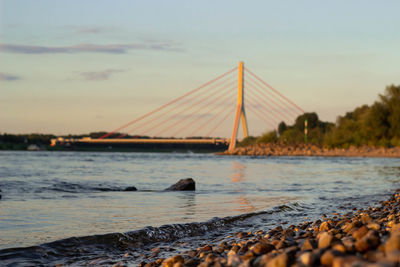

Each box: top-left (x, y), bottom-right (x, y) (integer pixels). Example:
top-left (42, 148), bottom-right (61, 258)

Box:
top-left (219, 144), bottom-right (400, 158)
top-left (139, 190), bottom-right (400, 267)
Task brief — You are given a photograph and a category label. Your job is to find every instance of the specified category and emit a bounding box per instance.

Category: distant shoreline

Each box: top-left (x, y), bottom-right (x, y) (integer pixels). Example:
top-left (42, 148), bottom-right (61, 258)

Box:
top-left (219, 143), bottom-right (400, 158)
top-left (2, 143), bottom-right (400, 157)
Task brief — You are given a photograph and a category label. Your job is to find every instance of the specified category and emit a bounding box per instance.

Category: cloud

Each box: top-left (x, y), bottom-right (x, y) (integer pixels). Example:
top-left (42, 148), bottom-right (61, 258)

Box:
top-left (0, 72), bottom-right (20, 81)
top-left (64, 25), bottom-right (110, 34)
top-left (79, 69), bottom-right (126, 81)
top-left (78, 27), bottom-right (107, 34)
top-left (0, 42), bottom-right (183, 54)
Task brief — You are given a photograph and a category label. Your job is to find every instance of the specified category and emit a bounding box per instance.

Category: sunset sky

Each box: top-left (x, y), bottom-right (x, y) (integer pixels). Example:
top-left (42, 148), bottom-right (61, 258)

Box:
top-left (1, 0), bottom-right (400, 137)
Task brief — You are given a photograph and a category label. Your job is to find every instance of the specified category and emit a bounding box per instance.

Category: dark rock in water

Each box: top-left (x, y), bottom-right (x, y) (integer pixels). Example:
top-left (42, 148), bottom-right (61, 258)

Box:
top-left (124, 186), bottom-right (137, 191)
top-left (165, 178), bottom-right (195, 191)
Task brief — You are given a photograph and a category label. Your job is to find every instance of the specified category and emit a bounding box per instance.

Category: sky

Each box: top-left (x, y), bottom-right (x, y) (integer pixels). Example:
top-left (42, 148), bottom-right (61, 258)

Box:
top-left (1, 0), bottom-right (400, 137)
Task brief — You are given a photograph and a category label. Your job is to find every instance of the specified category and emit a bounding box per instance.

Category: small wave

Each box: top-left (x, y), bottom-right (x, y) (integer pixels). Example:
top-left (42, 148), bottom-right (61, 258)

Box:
top-left (45, 181), bottom-right (135, 193)
top-left (1, 180), bottom-right (137, 197)
top-left (48, 182), bottom-right (120, 193)
top-left (0, 202), bottom-right (302, 265)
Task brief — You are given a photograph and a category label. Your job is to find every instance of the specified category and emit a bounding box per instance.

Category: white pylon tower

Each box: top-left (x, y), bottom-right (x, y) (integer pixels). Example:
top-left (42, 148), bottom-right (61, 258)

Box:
top-left (228, 61), bottom-right (249, 151)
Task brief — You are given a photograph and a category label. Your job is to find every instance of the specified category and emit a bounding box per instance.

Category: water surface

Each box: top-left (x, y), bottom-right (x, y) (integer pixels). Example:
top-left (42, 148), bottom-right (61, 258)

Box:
top-left (0, 151), bottom-right (399, 265)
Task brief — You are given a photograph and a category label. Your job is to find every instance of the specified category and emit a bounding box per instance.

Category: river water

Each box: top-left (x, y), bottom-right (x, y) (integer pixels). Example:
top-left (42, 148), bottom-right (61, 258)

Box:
top-left (0, 151), bottom-right (400, 265)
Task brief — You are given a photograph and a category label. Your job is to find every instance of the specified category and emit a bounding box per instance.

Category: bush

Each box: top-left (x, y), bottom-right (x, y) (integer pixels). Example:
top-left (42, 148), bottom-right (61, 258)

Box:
top-left (237, 136), bottom-right (257, 147)
top-left (279, 129), bottom-right (303, 144)
top-left (257, 131), bottom-right (278, 144)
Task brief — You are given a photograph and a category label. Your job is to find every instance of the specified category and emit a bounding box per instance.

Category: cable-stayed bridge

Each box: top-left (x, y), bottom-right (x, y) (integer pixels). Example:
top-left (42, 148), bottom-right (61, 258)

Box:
top-left (53, 62), bottom-right (304, 151)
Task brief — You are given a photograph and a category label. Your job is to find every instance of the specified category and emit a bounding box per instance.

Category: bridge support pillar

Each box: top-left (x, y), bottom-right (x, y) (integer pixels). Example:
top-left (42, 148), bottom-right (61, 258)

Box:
top-left (229, 61), bottom-right (249, 151)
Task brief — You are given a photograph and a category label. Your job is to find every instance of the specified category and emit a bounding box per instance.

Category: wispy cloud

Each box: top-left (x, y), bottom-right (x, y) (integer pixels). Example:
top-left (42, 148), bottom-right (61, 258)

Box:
top-left (0, 42), bottom-right (183, 54)
top-left (65, 25), bottom-right (110, 34)
top-left (0, 72), bottom-right (20, 81)
top-left (79, 69), bottom-right (126, 81)
top-left (78, 27), bottom-right (107, 34)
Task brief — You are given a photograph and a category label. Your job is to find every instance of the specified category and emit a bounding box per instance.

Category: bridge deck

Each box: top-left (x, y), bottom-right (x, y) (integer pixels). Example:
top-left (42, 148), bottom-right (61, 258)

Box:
top-left (52, 138), bottom-right (229, 145)
top-left (76, 138), bottom-right (229, 144)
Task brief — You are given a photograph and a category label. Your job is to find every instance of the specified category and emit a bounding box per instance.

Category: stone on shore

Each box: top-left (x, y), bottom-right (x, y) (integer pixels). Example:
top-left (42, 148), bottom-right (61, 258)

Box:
top-left (162, 255), bottom-right (183, 267)
top-left (385, 233), bottom-right (400, 253)
top-left (220, 143), bottom-right (400, 158)
top-left (301, 238), bottom-right (317, 251)
top-left (318, 232), bottom-right (334, 249)
top-left (164, 178), bottom-right (195, 191)
top-left (250, 241), bottom-right (275, 255)
top-left (140, 190), bottom-right (400, 267)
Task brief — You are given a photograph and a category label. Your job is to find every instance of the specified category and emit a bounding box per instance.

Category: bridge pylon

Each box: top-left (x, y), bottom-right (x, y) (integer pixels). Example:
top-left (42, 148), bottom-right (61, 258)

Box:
top-left (229, 61), bottom-right (249, 151)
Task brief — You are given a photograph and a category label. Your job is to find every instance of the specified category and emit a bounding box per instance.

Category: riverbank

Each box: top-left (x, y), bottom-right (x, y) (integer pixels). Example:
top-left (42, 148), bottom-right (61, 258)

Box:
top-left (139, 190), bottom-right (400, 267)
top-left (219, 143), bottom-right (400, 158)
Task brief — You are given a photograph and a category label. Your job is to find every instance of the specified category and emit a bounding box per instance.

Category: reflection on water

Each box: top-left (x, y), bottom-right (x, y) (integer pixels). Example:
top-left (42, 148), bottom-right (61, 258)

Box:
top-left (231, 162), bottom-right (256, 213)
top-left (234, 195), bottom-right (256, 213)
top-left (231, 162), bottom-right (246, 183)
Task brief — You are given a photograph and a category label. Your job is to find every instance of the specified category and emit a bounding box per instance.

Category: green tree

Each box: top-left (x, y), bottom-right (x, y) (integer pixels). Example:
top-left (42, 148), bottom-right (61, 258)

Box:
top-left (278, 121), bottom-right (287, 136)
top-left (237, 136), bottom-right (257, 147)
top-left (324, 105), bottom-right (370, 147)
top-left (294, 112), bottom-right (319, 131)
top-left (363, 102), bottom-right (390, 145)
top-left (257, 130), bottom-right (278, 143)
top-left (279, 128), bottom-right (303, 144)
top-left (379, 85), bottom-right (400, 140)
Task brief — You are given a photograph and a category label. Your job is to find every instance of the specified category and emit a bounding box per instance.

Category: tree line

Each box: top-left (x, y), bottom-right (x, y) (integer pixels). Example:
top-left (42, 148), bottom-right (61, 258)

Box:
top-left (0, 132), bottom-right (120, 150)
top-left (240, 84), bottom-right (400, 148)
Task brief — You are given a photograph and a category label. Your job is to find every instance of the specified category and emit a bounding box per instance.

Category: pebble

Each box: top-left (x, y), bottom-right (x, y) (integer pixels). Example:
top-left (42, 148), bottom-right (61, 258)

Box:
top-left (227, 251), bottom-right (241, 266)
top-left (319, 221), bottom-right (330, 231)
top-left (301, 238), bottom-right (317, 251)
top-left (368, 222), bottom-right (381, 231)
top-left (145, 190), bottom-right (400, 267)
top-left (318, 232), bottom-right (334, 249)
top-left (198, 244), bottom-right (212, 252)
top-left (299, 251), bottom-right (313, 266)
top-left (385, 233), bottom-right (400, 253)
top-left (320, 249), bottom-right (345, 266)
top-left (265, 252), bottom-right (290, 267)
top-left (352, 225), bottom-right (369, 240)
top-left (250, 241), bottom-right (275, 255)
top-left (161, 255), bottom-right (183, 267)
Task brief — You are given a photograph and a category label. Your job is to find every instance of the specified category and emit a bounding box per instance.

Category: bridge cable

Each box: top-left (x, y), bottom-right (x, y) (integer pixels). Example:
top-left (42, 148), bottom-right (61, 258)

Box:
top-left (245, 67), bottom-right (305, 114)
top-left (246, 82), bottom-right (295, 122)
top-left (245, 92), bottom-right (281, 125)
top-left (153, 82), bottom-right (236, 137)
top-left (206, 105), bottom-right (236, 137)
top-left (246, 76), bottom-right (299, 120)
top-left (246, 104), bottom-right (277, 129)
top-left (245, 93), bottom-right (282, 128)
top-left (181, 89), bottom-right (236, 137)
top-left (170, 88), bottom-right (236, 137)
top-left (187, 97), bottom-right (235, 137)
top-left (117, 74), bottom-right (236, 138)
top-left (137, 78), bottom-right (235, 137)
top-left (98, 66), bottom-right (237, 139)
